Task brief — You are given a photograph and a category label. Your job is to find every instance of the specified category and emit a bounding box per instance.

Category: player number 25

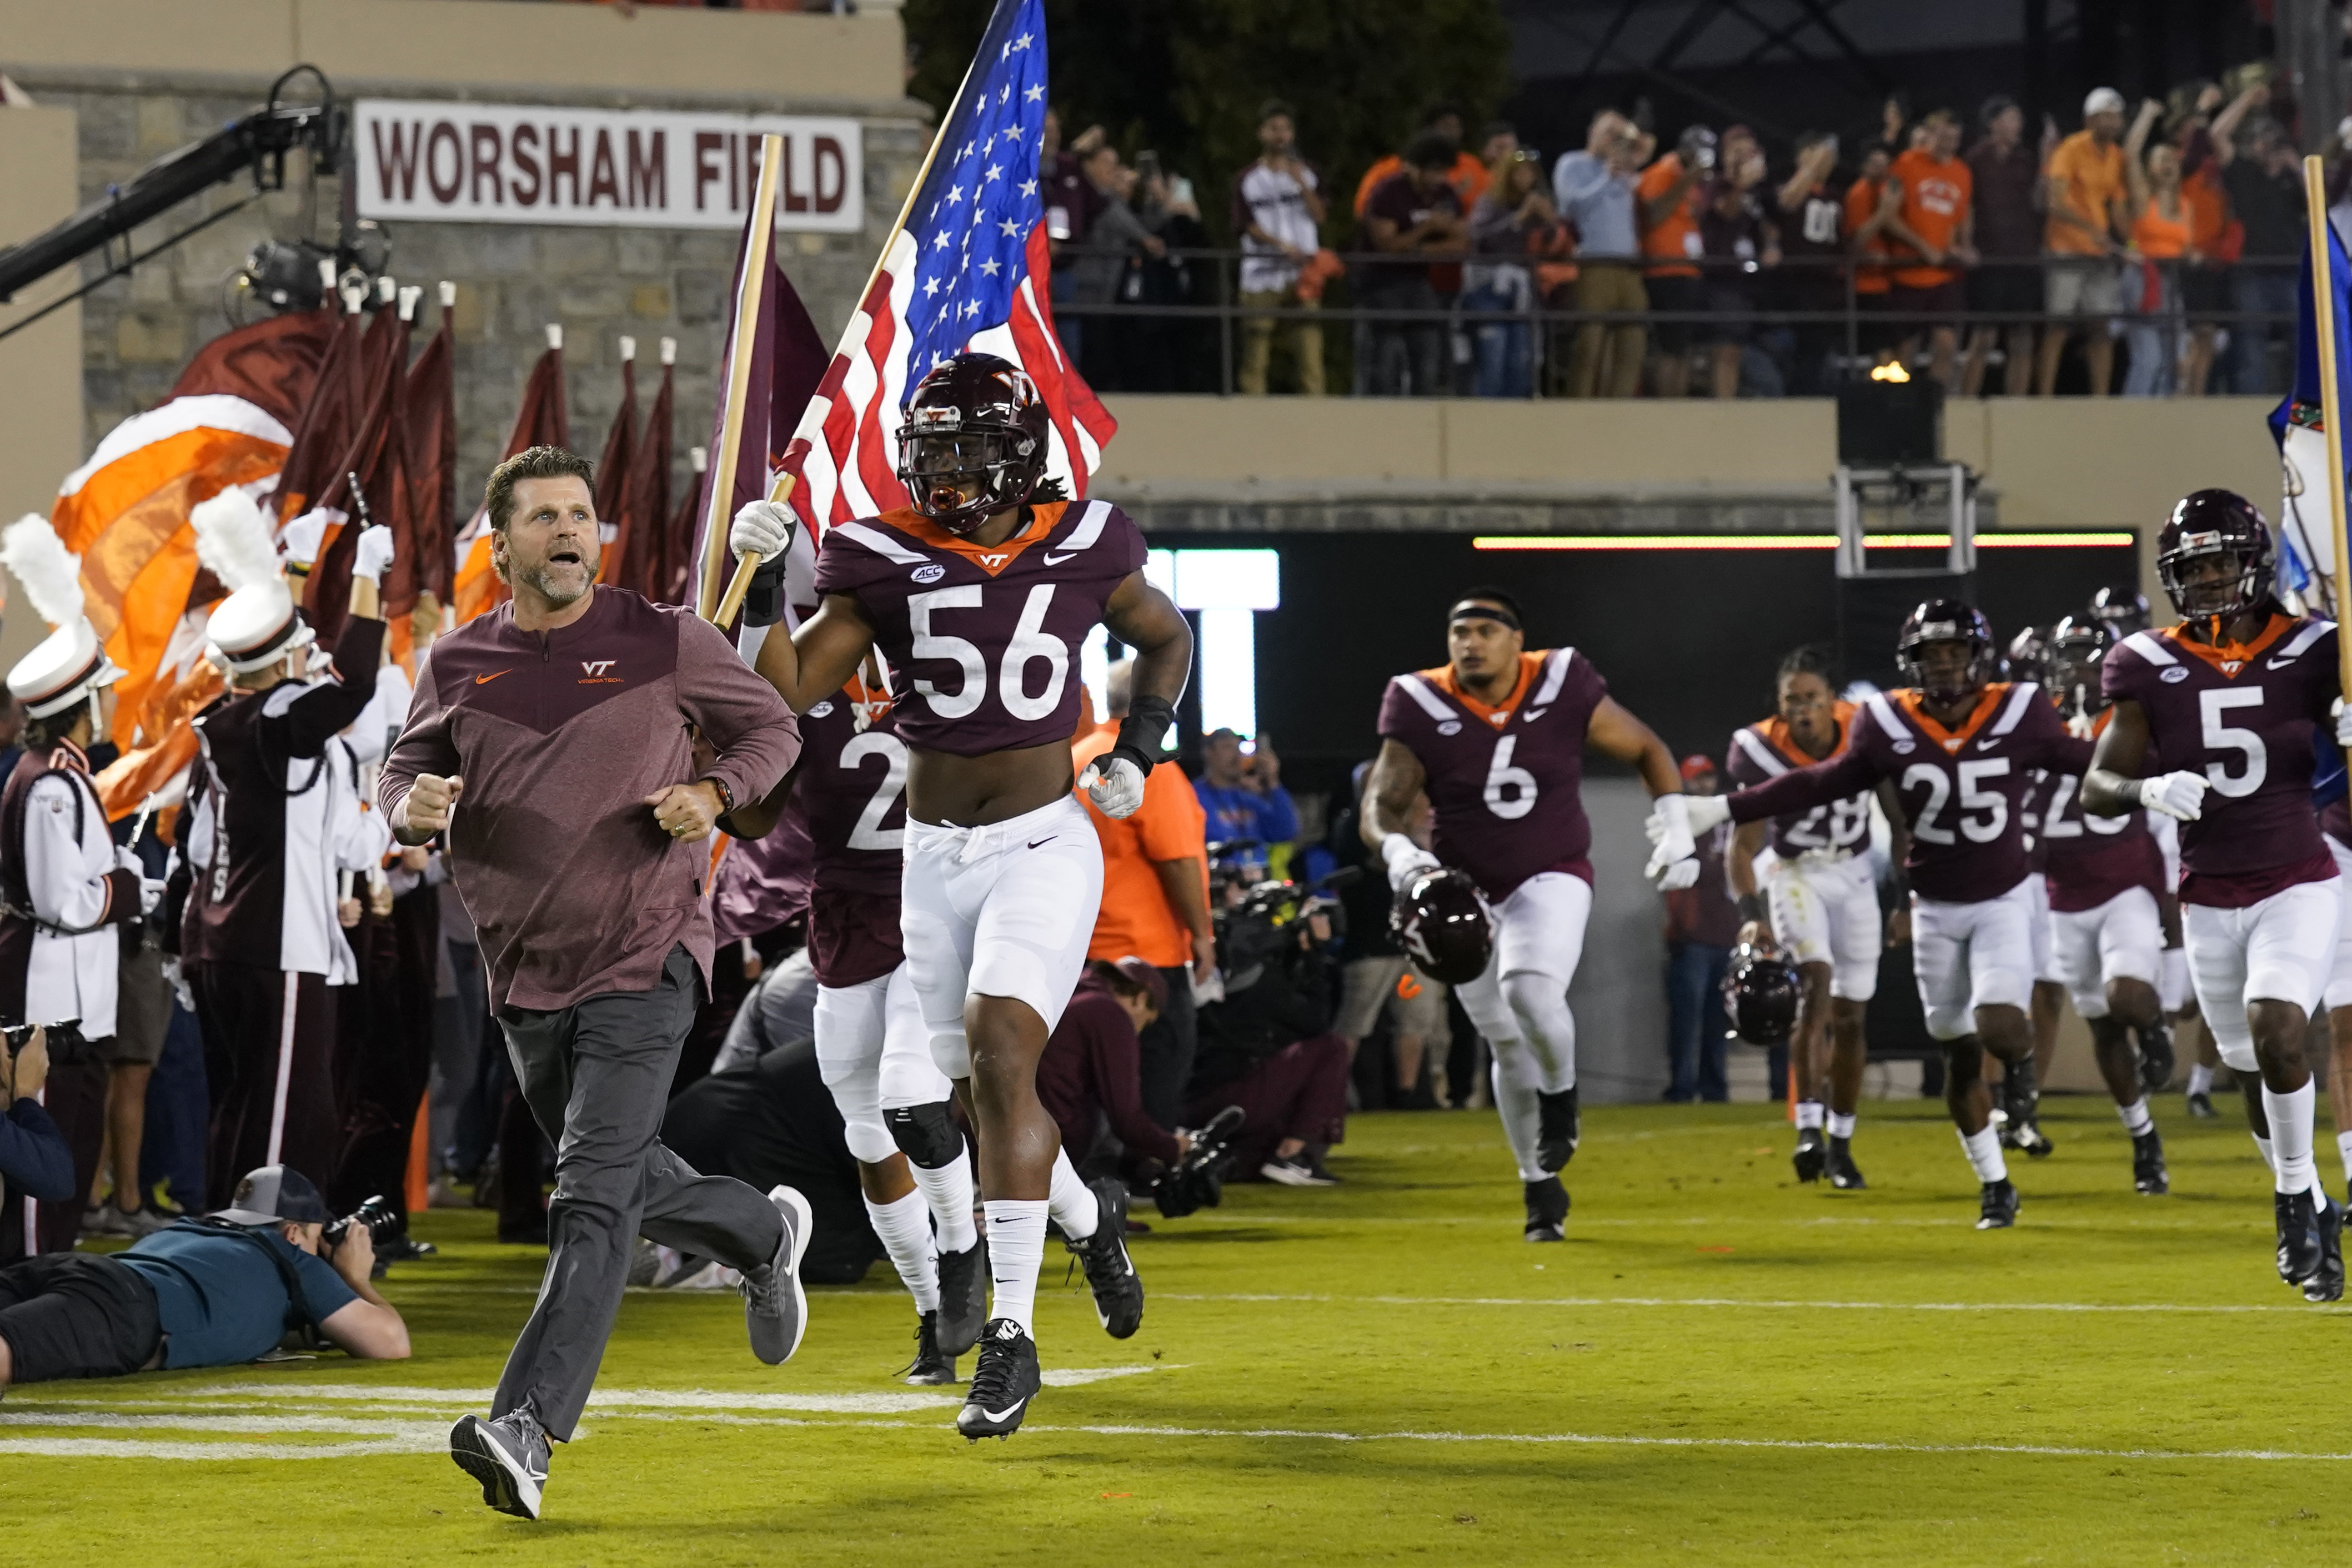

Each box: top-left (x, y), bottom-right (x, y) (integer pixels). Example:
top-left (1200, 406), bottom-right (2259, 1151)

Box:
top-left (1904, 757), bottom-right (2008, 845)
top-left (907, 583), bottom-right (1069, 722)
top-left (2198, 687), bottom-right (2266, 798)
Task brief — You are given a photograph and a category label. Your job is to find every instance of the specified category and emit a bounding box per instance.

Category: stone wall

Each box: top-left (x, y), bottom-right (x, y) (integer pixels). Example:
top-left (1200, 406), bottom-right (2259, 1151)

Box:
top-left (25, 73), bottom-right (927, 517)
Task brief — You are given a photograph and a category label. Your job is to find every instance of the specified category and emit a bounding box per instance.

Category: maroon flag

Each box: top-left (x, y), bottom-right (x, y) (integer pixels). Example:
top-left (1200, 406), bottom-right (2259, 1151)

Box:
top-left (399, 283), bottom-right (458, 615)
top-left (456, 324), bottom-right (570, 624)
top-left (592, 339), bottom-right (639, 583)
top-left (307, 294), bottom-right (414, 646)
top-left (660, 444), bottom-right (707, 606)
top-left (615, 338), bottom-right (676, 600)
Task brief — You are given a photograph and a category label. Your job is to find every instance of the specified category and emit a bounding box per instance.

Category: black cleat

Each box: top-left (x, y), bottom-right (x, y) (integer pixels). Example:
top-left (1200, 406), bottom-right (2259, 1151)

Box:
top-left (1536, 1086), bottom-right (1581, 1172)
top-left (1975, 1179), bottom-right (2020, 1230)
top-left (901, 1311), bottom-right (956, 1385)
top-left (2136, 1019), bottom-right (2176, 1094)
top-left (1792, 1127), bottom-right (1827, 1183)
top-left (1825, 1135), bottom-right (1867, 1189)
top-left (2306, 1190), bottom-right (2345, 1304)
top-left (2130, 1129), bottom-right (2169, 1195)
top-left (1523, 1175), bottom-right (1568, 1242)
top-left (934, 1238), bottom-right (987, 1358)
top-left (956, 1318), bottom-right (1041, 1440)
top-left (2186, 1089), bottom-right (2218, 1119)
top-left (2276, 1189), bottom-right (2319, 1286)
top-left (449, 1410), bottom-right (549, 1520)
top-left (1065, 1177), bottom-right (1144, 1339)
top-left (1999, 1062), bottom-right (2056, 1157)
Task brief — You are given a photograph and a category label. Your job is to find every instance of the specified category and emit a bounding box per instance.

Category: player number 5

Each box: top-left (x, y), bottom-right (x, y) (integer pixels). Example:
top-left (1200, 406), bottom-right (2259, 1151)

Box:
top-left (2198, 687), bottom-right (2266, 798)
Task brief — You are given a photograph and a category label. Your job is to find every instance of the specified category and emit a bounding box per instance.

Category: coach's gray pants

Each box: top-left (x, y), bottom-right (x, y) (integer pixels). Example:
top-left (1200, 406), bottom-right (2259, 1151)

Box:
top-left (490, 944), bottom-right (783, 1441)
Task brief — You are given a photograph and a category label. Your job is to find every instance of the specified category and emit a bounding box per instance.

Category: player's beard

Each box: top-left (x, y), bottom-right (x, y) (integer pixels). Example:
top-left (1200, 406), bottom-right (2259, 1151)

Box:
top-left (519, 545), bottom-right (596, 607)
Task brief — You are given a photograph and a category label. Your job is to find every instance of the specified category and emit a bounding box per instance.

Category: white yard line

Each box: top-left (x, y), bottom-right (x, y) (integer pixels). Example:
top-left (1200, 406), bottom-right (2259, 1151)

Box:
top-left (1153, 1291), bottom-right (2349, 1315)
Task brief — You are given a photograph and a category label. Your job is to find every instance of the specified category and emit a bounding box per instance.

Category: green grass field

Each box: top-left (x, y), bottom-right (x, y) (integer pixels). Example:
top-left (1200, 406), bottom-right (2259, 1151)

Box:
top-left (8, 1095), bottom-right (2347, 1565)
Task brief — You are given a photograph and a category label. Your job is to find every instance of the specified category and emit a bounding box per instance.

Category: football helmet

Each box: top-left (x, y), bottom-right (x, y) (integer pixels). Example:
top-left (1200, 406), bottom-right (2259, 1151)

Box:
top-left (1895, 599), bottom-right (1995, 703)
top-left (894, 351), bottom-right (1051, 535)
top-left (2087, 584), bottom-right (2150, 637)
top-left (1390, 867), bottom-right (1493, 987)
top-left (2004, 623), bottom-right (2051, 687)
top-left (1722, 942), bottom-right (1802, 1046)
top-left (2156, 488), bottom-right (2273, 627)
top-left (2045, 613), bottom-right (2114, 718)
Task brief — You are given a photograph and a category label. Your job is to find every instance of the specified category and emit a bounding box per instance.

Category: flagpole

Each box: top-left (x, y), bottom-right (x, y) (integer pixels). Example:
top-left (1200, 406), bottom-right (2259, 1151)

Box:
top-left (2303, 156), bottom-right (2352, 756)
top-left (696, 133), bottom-right (786, 622)
top-left (708, 19), bottom-right (996, 629)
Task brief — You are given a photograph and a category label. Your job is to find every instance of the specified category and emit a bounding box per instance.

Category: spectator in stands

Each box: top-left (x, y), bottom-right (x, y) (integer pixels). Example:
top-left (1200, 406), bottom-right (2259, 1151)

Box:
top-left (2119, 98), bottom-right (2189, 397)
top-left (1553, 110), bottom-right (1652, 398)
top-left (1037, 958), bottom-right (1188, 1178)
top-left (1962, 98), bottom-right (2048, 396)
top-left (1066, 143), bottom-right (1166, 388)
top-left (1770, 130), bottom-right (1847, 395)
top-left (2036, 88), bottom-right (2130, 396)
top-left (1329, 768), bottom-right (1452, 1108)
top-left (1195, 728), bottom-right (1297, 880)
top-left (1360, 132), bottom-right (1467, 397)
top-left (2219, 113), bottom-right (2301, 395)
top-left (1696, 126), bottom-right (1777, 398)
top-left (1076, 661), bottom-right (1215, 1128)
top-left (1637, 125), bottom-right (1714, 397)
top-left (1233, 100), bottom-right (1327, 397)
top-left (1465, 148), bottom-right (1561, 398)
top-left (1128, 153), bottom-right (1215, 393)
top-left (1040, 110), bottom-right (1107, 367)
top-left (1661, 756), bottom-right (1737, 1103)
top-left (1886, 108), bottom-right (1975, 389)
top-left (2171, 83), bottom-right (2263, 395)
top-left (1355, 104), bottom-right (1488, 218)
top-left (1846, 140), bottom-right (1902, 366)
top-left (1191, 891), bottom-right (1348, 1184)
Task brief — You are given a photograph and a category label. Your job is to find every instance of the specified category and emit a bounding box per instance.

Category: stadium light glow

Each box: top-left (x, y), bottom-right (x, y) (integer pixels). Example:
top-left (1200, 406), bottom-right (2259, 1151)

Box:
top-left (1471, 532), bottom-right (2134, 551)
top-left (1136, 549), bottom-right (1282, 740)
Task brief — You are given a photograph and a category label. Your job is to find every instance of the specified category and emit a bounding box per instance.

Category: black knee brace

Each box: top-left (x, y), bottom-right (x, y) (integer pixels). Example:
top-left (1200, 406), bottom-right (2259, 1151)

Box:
top-left (884, 1100), bottom-right (964, 1169)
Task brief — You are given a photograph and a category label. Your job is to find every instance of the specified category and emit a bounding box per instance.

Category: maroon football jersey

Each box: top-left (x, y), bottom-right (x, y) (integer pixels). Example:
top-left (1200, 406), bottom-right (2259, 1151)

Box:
top-left (1723, 701), bottom-right (1870, 860)
top-left (2038, 707), bottom-right (2164, 913)
top-left (2103, 615), bottom-right (2339, 906)
top-left (795, 678), bottom-right (907, 988)
top-left (812, 498), bottom-right (1147, 758)
top-left (1376, 648), bottom-right (1608, 900)
top-left (1728, 682), bottom-right (2092, 903)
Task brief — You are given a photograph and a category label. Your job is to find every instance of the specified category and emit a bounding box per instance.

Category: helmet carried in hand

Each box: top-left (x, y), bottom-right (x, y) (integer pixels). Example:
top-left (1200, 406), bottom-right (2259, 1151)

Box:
top-left (1389, 867), bottom-right (1493, 987)
top-left (1722, 942), bottom-right (1802, 1045)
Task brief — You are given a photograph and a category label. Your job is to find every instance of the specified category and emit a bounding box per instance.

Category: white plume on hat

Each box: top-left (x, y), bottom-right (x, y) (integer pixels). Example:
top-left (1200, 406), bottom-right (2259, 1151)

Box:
top-left (189, 484), bottom-right (283, 592)
top-left (1, 512), bottom-right (86, 629)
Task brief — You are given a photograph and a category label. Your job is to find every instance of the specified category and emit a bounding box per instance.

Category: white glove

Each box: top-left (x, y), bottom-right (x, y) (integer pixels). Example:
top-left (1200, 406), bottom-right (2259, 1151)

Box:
top-left (279, 506), bottom-right (340, 572)
top-left (1079, 755), bottom-right (1147, 820)
top-left (2138, 770), bottom-right (2210, 822)
top-left (2065, 710), bottom-right (2096, 740)
top-left (160, 955), bottom-right (195, 1013)
top-left (730, 498), bottom-right (795, 563)
top-left (114, 845), bottom-right (142, 874)
top-left (351, 524), bottom-right (396, 585)
top-left (139, 878), bottom-right (167, 916)
top-left (2335, 697), bottom-right (2352, 748)
top-left (1380, 831), bottom-right (1441, 892)
top-left (1654, 857), bottom-right (1701, 892)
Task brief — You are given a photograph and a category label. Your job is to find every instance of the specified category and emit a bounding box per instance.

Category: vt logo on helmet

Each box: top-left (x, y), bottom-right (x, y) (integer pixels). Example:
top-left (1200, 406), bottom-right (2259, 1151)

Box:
top-left (1721, 941), bottom-right (1802, 1045)
top-left (1390, 867), bottom-right (1495, 986)
top-left (894, 351), bottom-right (1054, 536)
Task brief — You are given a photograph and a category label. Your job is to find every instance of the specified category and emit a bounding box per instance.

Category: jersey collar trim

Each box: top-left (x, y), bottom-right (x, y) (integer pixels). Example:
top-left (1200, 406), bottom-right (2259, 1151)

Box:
top-left (1753, 701), bottom-right (1852, 768)
top-left (881, 501), bottom-right (1067, 578)
top-left (1421, 650), bottom-right (1544, 729)
top-left (1895, 682), bottom-right (2010, 753)
top-left (2163, 612), bottom-right (2294, 675)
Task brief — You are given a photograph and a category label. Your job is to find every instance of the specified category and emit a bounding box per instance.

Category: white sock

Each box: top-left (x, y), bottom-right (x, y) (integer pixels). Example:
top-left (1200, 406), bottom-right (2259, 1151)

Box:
top-left (1490, 1048), bottom-right (1547, 1183)
top-left (2253, 1133), bottom-right (2276, 1172)
top-left (2188, 1063), bottom-right (2214, 1097)
top-left (2263, 1081), bottom-right (2319, 1195)
top-left (2338, 1130), bottom-right (2352, 1187)
top-left (1959, 1125), bottom-right (2008, 1184)
top-left (906, 1149), bottom-right (979, 1255)
top-left (981, 1198), bottom-right (1048, 1334)
top-left (1047, 1147), bottom-right (1097, 1242)
top-left (2116, 1098), bottom-right (2154, 1135)
top-left (864, 1189), bottom-right (940, 1313)
top-left (1827, 1110), bottom-right (1857, 1140)
top-left (1795, 1100), bottom-right (1825, 1131)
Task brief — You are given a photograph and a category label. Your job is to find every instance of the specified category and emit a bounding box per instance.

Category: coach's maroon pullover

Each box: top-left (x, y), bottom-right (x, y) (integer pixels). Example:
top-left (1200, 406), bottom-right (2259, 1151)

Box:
top-left (380, 587), bottom-right (799, 1013)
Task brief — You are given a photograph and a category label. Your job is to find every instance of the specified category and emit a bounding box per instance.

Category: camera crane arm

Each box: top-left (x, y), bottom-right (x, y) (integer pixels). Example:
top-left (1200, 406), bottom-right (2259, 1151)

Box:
top-left (0, 66), bottom-right (343, 344)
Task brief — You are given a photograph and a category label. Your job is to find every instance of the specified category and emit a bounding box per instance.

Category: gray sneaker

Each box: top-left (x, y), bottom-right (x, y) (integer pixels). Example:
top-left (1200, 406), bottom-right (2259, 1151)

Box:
top-left (112, 1204), bottom-right (170, 1239)
top-left (450, 1409), bottom-right (549, 1520)
top-left (743, 1184), bottom-right (813, 1365)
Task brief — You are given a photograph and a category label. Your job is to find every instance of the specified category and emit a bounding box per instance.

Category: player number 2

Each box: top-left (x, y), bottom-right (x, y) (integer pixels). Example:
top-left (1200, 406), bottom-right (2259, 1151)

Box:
top-left (907, 583), bottom-right (1069, 722)
top-left (839, 731), bottom-right (907, 852)
top-left (1483, 736), bottom-right (1538, 820)
top-left (2197, 687), bottom-right (2266, 798)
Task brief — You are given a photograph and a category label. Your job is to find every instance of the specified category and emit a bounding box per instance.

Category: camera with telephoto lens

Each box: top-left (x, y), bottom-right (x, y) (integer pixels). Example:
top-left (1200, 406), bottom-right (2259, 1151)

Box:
top-left (1154, 1104), bottom-right (1246, 1218)
top-left (5, 1018), bottom-right (89, 1067)
top-left (323, 1194), bottom-right (401, 1251)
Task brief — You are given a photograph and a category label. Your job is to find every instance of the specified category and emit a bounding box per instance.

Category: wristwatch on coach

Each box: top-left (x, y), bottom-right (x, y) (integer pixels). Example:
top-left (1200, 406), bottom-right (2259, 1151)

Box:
top-left (705, 777), bottom-right (736, 819)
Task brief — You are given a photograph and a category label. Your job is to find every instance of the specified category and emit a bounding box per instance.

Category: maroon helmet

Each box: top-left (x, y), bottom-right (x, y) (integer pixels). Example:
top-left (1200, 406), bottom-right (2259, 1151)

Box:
top-left (2156, 488), bottom-right (2273, 627)
top-left (1896, 599), bottom-right (1996, 703)
top-left (1721, 942), bottom-right (1802, 1045)
top-left (894, 351), bottom-right (1052, 535)
top-left (1390, 867), bottom-right (1494, 986)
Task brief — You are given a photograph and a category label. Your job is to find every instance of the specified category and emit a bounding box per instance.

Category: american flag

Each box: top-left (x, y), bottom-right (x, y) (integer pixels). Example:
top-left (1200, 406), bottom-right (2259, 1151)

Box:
top-left (778, 0), bottom-right (1114, 536)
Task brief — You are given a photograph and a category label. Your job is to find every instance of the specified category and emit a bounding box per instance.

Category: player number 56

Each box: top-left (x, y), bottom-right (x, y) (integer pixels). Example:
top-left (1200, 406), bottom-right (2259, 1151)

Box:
top-left (907, 583), bottom-right (1070, 722)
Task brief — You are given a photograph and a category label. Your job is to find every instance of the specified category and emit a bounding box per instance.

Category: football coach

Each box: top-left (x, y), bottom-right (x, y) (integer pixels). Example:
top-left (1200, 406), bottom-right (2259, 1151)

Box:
top-left (380, 447), bottom-right (806, 1521)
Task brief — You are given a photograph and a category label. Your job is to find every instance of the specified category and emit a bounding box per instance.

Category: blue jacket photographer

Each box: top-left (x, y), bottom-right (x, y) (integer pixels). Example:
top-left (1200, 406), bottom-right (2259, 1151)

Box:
top-left (2, 1026), bottom-right (75, 1219)
top-left (0, 1163), bottom-right (409, 1391)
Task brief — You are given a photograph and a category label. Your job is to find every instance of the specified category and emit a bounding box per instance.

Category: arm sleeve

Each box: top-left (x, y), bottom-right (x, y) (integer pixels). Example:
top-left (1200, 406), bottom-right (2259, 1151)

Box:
top-left (1, 1099), bottom-right (78, 1202)
top-left (1089, 1010), bottom-right (1182, 1164)
top-left (1252, 786), bottom-right (1300, 845)
top-left (285, 1241), bottom-right (361, 1327)
top-left (674, 612), bottom-right (802, 811)
top-left (280, 616), bottom-right (388, 757)
top-left (1727, 745), bottom-right (1881, 825)
top-left (377, 655), bottom-right (460, 825)
top-left (23, 775), bottom-right (133, 929)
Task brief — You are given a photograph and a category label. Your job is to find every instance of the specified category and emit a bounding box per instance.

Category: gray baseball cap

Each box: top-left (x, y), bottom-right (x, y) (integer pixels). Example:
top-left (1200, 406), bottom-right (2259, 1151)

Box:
top-left (210, 1164), bottom-right (331, 1227)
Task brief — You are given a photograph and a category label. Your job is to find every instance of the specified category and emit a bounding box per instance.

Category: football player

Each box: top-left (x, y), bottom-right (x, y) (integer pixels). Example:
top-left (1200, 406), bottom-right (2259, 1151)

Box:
top-left (1362, 589), bottom-right (1689, 1242)
top-left (2038, 615), bottom-right (2172, 1193)
top-left (1663, 601), bottom-right (2093, 1229)
top-left (2323, 794), bottom-right (2352, 1203)
top-left (2082, 489), bottom-right (2352, 1301)
top-left (1723, 646), bottom-right (1877, 1190)
top-left (731, 353), bottom-right (1193, 1437)
top-left (721, 662), bottom-right (988, 1383)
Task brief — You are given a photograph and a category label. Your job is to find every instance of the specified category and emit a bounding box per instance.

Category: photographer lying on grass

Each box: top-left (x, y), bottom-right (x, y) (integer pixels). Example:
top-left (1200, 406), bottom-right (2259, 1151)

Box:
top-left (0, 1163), bottom-right (408, 1393)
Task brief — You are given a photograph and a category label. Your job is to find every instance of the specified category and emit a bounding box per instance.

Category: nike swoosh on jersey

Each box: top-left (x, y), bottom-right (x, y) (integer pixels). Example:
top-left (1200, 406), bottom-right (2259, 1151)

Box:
top-left (1523, 707), bottom-right (1549, 721)
top-left (2268, 655), bottom-right (2300, 669)
top-left (474, 671), bottom-right (512, 685)
top-left (1042, 551), bottom-right (1079, 565)
top-left (1975, 738), bottom-right (2003, 750)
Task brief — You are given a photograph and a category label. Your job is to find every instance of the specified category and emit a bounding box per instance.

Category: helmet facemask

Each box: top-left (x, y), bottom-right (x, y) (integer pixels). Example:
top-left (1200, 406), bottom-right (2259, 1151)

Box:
top-left (1899, 635), bottom-right (1987, 706)
top-left (896, 414), bottom-right (1041, 536)
top-left (2159, 541), bottom-right (2261, 630)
